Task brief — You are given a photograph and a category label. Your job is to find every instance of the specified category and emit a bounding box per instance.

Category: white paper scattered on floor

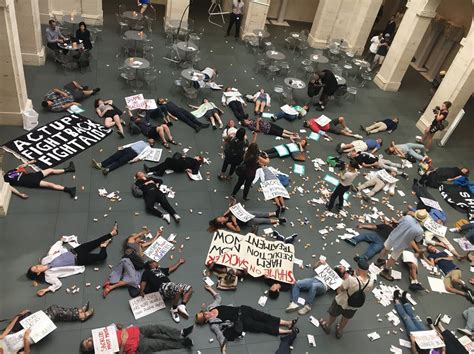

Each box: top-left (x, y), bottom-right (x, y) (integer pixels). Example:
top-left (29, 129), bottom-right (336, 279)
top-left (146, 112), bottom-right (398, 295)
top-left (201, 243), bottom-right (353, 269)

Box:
top-left (367, 332), bottom-right (380, 341)
top-left (309, 316), bottom-right (319, 327)
top-left (307, 334), bottom-right (316, 347)
top-left (258, 296), bottom-right (268, 307)
top-left (427, 277), bottom-right (449, 293)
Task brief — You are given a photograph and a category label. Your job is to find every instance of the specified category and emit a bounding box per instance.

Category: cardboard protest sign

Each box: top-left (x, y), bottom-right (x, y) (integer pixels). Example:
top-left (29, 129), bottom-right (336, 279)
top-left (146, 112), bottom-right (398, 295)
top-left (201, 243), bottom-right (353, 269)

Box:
top-left (205, 230), bottom-right (295, 284)
top-left (261, 180), bottom-right (290, 201)
top-left (423, 216), bottom-right (447, 237)
top-left (125, 94), bottom-right (145, 110)
top-left (144, 237), bottom-right (174, 262)
top-left (144, 99), bottom-right (158, 110)
top-left (2, 115), bottom-right (112, 169)
top-left (411, 330), bottom-right (445, 349)
top-left (377, 169), bottom-right (398, 184)
top-left (315, 264), bottom-right (343, 290)
top-left (420, 197), bottom-right (442, 211)
top-left (229, 203), bottom-right (255, 222)
top-left (315, 115), bottom-right (332, 127)
top-left (455, 237), bottom-right (474, 251)
top-left (129, 292), bottom-right (166, 319)
top-left (91, 326), bottom-right (119, 354)
top-left (19, 311), bottom-right (56, 343)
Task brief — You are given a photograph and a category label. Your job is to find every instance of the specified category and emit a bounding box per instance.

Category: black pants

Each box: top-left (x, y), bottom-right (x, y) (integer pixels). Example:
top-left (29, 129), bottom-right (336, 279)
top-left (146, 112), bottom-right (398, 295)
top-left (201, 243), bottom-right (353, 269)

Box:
top-left (72, 233), bottom-right (112, 265)
top-left (227, 13), bottom-right (242, 38)
top-left (101, 147), bottom-right (138, 172)
top-left (149, 158), bottom-right (184, 177)
top-left (263, 148), bottom-right (279, 159)
top-left (327, 184), bottom-right (350, 210)
top-left (174, 109), bottom-right (205, 129)
top-left (228, 101), bottom-right (247, 121)
top-left (240, 305), bottom-right (280, 335)
top-left (143, 189), bottom-right (176, 217)
top-left (232, 174), bottom-right (254, 199)
top-left (221, 157), bottom-right (241, 176)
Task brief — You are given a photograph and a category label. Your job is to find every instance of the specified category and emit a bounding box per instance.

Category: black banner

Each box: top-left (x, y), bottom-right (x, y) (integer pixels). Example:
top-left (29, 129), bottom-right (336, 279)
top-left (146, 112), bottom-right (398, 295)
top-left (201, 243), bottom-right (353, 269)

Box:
top-left (439, 183), bottom-right (474, 221)
top-left (2, 114), bottom-right (112, 169)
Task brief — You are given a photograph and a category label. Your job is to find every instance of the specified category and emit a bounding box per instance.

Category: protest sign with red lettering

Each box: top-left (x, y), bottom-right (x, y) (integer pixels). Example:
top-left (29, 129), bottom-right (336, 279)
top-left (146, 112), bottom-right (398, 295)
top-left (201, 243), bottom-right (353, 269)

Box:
top-left (91, 326), bottom-right (119, 354)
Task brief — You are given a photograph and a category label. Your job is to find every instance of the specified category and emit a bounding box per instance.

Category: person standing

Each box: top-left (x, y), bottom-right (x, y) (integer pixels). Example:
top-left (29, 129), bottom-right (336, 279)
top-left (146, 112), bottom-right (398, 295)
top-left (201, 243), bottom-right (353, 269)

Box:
top-left (422, 101), bottom-right (451, 151)
top-left (326, 161), bottom-right (359, 212)
top-left (315, 70), bottom-right (338, 111)
top-left (219, 128), bottom-right (248, 180)
top-left (371, 38), bottom-right (389, 71)
top-left (226, 0), bottom-right (244, 39)
top-left (367, 33), bottom-right (382, 62)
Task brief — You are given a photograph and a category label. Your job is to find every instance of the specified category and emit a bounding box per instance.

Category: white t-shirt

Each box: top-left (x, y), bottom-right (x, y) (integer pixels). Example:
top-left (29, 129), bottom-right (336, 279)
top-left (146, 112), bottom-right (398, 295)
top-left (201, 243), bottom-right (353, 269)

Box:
top-left (340, 170), bottom-right (358, 186)
top-left (232, 0), bottom-right (244, 14)
top-left (335, 275), bottom-right (374, 309)
top-left (369, 35), bottom-right (380, 54)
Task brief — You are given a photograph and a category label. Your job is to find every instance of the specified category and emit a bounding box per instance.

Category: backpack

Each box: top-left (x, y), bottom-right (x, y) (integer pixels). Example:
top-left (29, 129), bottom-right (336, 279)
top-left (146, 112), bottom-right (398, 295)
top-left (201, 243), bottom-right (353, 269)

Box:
top-left (277, 174), bottom-right (290, 186)
top-left (222, 310), bottom-right (243, 341)
top-left (347, 277), bottom-right (370, 308)
top-left (225, 138), bottom-right (245, 161)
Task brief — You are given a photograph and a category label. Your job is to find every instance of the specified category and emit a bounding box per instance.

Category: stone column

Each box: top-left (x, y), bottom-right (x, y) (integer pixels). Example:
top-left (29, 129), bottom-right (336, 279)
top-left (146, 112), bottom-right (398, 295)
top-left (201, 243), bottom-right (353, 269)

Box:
top-left (38, 0), bottom-right (52, 24)
top-left (0, 0), bottom-right (33, 126)
top-left (0, 169), bottom-right (12, 217)
top-left (272, 0), bottom-right (289, 26)
top-left (344, 0), bottom-right (383, 54)
top-left (15, 0), bottom-right (45, 66)
top-left (416, 23), bottom-right (474, 136)
top-left (412, 17), bottom-right (444, 71)
top-left (241, 0), bottom-right (270, 37)
top-left (374, 0), bottom-right (442, 91)
top-left (164, 0), bottom-right (189, 28)
top-left (308, 0), bottom-right (343, 49)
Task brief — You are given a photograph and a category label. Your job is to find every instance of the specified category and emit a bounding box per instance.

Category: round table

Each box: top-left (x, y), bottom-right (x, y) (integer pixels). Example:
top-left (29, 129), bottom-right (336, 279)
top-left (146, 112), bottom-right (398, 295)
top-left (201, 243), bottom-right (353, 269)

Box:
top-left (352, 58), bottom-right (371, 78)
top-left (176, 41), bottom-right (198, 62)
top-left (289, 32), bottom-right (301, 39)
top-left (310, 54), bottom-right (329, 64)
top-left (62, 15), bottom-right (84, 33)
top-left (253, 29), bottom-right (270, 38)
top-left (266, 50), bottom-right (286, 61)
top-left (124, 57), bottom-right (150, 89)
top-left (124, 30), bottom-right (147, 54)
top-left (181, 68), bottom-right (204, 81)
top-left (335, 74), bottom-right (346, 86)
top-left (58, 41), bottom-right (84, 51)
top-left (122, 11), bottom-right (143, 21)
top-left (284, 77), bottom-right (306, 89)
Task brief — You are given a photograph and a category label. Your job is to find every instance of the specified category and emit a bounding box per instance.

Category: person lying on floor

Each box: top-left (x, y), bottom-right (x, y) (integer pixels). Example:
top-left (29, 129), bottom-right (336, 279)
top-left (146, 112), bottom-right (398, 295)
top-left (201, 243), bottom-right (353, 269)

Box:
top-left (263, 138), bottom-right (307, 162)
top-left (221, 87), bottom-right (248, 122)
top-left (103, 228), bottom-right (162, 298)
top-left (419, 166), bottom-right (470, 188)
top-left (424, 245), bottom-right (474, 303)
top-left (386, 141), bottom-right (428, 163)
top-left (26, 223), bottom-right (118, 296)
top-left (271, 103), bottom-right (308, 122)
top-left (253, 88), bottom-right (271, 115)
top-left (144, 153), bottom-right (203, 178)
top-left (355, 169), bottom-right (398, 200)
top-left (337, 137), bottom-right (383, 154)
top-left (189, 98), bottom-right (224, 129)
top-left (140, 259), bottom-right (192, 323)
top-left (127, 109), bottom-right (178, 148)
top-left (79, 323), bottom-right (194, 353)
top-left (134, 171), bottom-right (181, 223)
top-left (303, 116), bottom-right (362, 140)
top-left (141, 99), bottom-right (177, 126)
top-left (92, 140), bottom-right (153, 175)
top-left (195, 285), bottom-right (298, 354)
top-left (360, 117), bottom-right (399, 135)
top-left (4, 160), bottom-right (76, 199)
top-left (242, 117), bottom-right (299, 141)
top-left (349, 150), bottom-right (408, 178)
top-left (41, 81), bottom-right (100, 112)
top-left (94, 99), bottom-right (125, 138)
top-left (158, 98), bottom-right (210, 132)
top-left (252, 163), bottom-right (289, 215)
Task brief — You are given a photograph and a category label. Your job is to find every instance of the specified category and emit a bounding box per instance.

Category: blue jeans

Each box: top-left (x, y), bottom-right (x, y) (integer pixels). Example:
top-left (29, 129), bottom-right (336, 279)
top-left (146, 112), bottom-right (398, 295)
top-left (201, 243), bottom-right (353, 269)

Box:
top-left (461, 223), bottom-right (474, 243)
top-left (401, 143), bottom-right (425, 161)
top-left (275, 111), bottom-right (298, 121)
top-left (394, 303), bottom-right (427, 334)
top-left (290, 278), bottom-right (326, 305)
top-left (352, 231), bottom-right (385, 259)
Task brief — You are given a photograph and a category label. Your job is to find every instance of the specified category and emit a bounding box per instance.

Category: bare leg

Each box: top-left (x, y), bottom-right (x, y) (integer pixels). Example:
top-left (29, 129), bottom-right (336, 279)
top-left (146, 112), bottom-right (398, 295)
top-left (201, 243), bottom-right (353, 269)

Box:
top-left (326, 315), bottom-right (337, 327)
top-left (10, 186), bottom-right (28, 199)
top-left (408, 263), bottom-right (418, 282)
top-left (104, 117), bottom-right (116, 128)
top-left (156, 127), bottom-right (166, 144)
top-left (280, 319), bottom-right (292, 328)
top-left (39, 180), bottom-right (65, 191)
top-left (255, 101), bottom-right (261, 113)
top-left (113, 115), bottom-right (124, 134)
top-left (162, 125), bottom-right (173, 141)
top-left (42, 168), bottom-right (66, 177)
top-left (278, 328), bottom-right (293, 334)
top-left (182, 288), bottom-right (193, 303)
top-left (259, 102), bottom-right (266, 113)
top-left (338, 117), bottom-right (348, 129)
top-left (213, 113), bottom-right (223, 127)
top-left (338, 316), bottom-right (350, 331)
top-left (209, 116), bottom-right (216, 126)
top-left (104, 280), bottom-right (128, 295)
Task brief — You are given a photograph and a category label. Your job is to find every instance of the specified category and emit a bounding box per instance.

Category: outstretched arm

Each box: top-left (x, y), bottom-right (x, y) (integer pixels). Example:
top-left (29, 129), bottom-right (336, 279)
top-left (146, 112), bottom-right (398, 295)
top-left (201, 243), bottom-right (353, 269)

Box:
top-left (168, 258), bottom-right (185, 273)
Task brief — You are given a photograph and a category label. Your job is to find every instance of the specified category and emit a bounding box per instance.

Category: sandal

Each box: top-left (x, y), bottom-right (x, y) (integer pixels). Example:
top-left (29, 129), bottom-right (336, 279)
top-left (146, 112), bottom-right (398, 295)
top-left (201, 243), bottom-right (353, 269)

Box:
top-left (81, 309), bottom-right (94, 321)
top-left (319, 318), bottom-right (330, 334)
top-left (169, 140), bottom-right (178, 145)
top-left (289, 318), bottom-right (298, 329)
top-left (162, 141), bottom-right (170, 149)
top-left (335, 324), bottom-right (343, 339)
top-left (102, 285), bottom-right (111, 298)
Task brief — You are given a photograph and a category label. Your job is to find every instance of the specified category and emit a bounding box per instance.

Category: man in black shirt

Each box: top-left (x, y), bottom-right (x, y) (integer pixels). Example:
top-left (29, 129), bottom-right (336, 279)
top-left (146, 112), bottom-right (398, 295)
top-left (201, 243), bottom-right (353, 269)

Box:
top-left (345, 221), bottom-right (395, 260)
top-left (144, 155), bottom-right (203, 177)
top-left (134, 171), bottom-right (181, 223)
top-left (158, 98), bottom-right (210, 132)
top-left (140, 258), bottom-right (192, 323)
top-left (314, 70), bottom-right (338, 111)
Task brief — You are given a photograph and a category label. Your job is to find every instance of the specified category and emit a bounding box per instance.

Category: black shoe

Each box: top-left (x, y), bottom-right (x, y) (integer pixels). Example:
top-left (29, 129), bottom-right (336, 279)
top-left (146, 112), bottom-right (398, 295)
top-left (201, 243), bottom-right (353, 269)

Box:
top-left (183, 337), bottom-right (194, 348)
top-left (465, 290), bottom-right (474, 304)
top-left (117, 130), bottom-right (125, 138)
top-left (194, 126), bottom-right (201, 133)
top-left (65, 187), bottom-right (76, 198)
top-left (181, 325), bottom-right (194, 338)
top-left (144, 164), bottom-right (150, 173)
top-left (271, 116), bottom-right (277, 122)
top-left (285, 234), bottom-right (298, 244)
top-left (212, 125), bottom-right (217, 130)
top-left (102, 168), bottom-right (109, 176)
top-left (434, 313), bottom-right (442, 327)
top-left (426, 317), bottom-right (433, 326)
top-left (401, 172), bottom-right (409, 179)
top-left (393, 289), bottom-right (401, 302)
top-left (401, 291), bottom-right (408, 304)
top-left (200, 123), bottom-right (210, 128)
top-left (273, 230), bottom-right (284, 241)
top-left (167, 121), bottom-right (173, 126)
top-left (92, 88), bottom-right (101, 95)
top-left (278, 217), bottom-right (287, 224)
top-left (344, 238), bottom-right (357, 247)
top-left (375, 258), bottom-right (386, 267)
top-left (408, 283), bottom-right (424, 291)
top-left (325, 202), bottom-right (332, 211)
top-left (353, 255), bottom-right (361, 263)
top-left (64, 161), bottom-right (75, 173)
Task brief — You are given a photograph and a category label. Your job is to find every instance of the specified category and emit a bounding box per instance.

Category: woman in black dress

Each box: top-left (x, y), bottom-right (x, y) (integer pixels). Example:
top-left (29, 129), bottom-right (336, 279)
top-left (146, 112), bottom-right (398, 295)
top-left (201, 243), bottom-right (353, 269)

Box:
top-left (422, 101), bottom-right (451, 151)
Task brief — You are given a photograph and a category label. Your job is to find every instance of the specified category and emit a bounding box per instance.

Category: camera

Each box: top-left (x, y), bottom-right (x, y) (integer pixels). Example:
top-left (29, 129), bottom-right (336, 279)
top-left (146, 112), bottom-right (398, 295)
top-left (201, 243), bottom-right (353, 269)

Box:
top-left (432, 106), bottom-right (440, 114)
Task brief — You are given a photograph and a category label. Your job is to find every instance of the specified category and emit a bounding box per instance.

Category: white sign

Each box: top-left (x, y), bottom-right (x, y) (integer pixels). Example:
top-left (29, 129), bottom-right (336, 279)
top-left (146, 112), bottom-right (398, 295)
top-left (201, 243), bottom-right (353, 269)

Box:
top-left (402, 251), bottom-right (418, 265)
top-left (423, 217), bottom-right (447, 237)
top-left (315, 115), bottom-right (332, 127)
top-left (315, 264), bottom-right (343, 290)
top-left (129, 291), bottom-right (166, 319)
top-left (91, 326), bottom-right (119, 354)
top-left (377, 169), bottom-right (398, 184)
top-left (144, 237), bottom-right (174, 262)
top-left (229, 203), bottom-right (255, 222)
top-left (411, 330), bottom-right (445, 349)
top-left (143, 99), bottom-right (158, 110)
top-left (420, 197), bottom-right (443, 211)
top-left (260, 179), bottom-right (290, 201)
top-left (427, 277), bottom-right (449, 294)
top-left (455, 237), bottom-right (474, 251)
top-left (125, 94), bottom-right (145, 110)
top-left (20, 311), bottom-right (56, 343)
top-left (145, 148), bottom-right (162, 162)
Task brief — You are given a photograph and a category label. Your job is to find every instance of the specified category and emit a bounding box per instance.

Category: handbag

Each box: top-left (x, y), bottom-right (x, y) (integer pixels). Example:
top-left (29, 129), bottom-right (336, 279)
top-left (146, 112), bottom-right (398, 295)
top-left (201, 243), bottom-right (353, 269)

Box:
top-left (235, 163), bottom-right (246, 177)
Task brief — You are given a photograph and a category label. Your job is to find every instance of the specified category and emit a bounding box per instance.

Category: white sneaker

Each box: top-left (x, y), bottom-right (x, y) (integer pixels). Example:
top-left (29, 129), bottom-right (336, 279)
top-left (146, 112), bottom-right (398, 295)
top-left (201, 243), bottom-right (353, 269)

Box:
top-left (345, 128), bottom-right (353, 133)
top-left (170, 308), bottom-right (180, 323)
top-left (285, 302), bottom-right (299, 312)
top-left (163, 214), bottom-right (171, 224)
top-left (173, 214), bottom-right (181, 223)
top-left (298, 304), bottom-right (312, 315)
top-left (353, 134), bottom-right (363, 139)
top-left (177, 304), bottom-right (189, 319)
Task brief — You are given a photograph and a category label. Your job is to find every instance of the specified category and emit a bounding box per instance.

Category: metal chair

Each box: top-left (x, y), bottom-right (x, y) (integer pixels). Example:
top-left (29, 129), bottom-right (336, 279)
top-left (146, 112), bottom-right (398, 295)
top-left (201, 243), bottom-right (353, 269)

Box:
top-left (345, 87), bottom-right (357, 102)
top-left (266, 65), bottom-right (280, 82)
top-left (359, 70), bottom-right (374, 88)
top-left (330, 63), bottom-right (343, 76)
top-left (89, 18), bottom-right (103, 44)
top-left (144, 5), bottom-right (157, 33)
top-left (143, 68), bottom-right (158, 90)
top-left (116, 13), bottom-right (129, 36)
top-left (278, 61), bottom-right (290, 76)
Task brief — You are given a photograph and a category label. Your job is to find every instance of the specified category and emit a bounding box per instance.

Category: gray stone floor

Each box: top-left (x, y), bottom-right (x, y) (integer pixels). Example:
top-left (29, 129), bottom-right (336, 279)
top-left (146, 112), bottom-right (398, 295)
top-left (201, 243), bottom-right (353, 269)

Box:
top-left (1, 0), bottom-right (473, 353)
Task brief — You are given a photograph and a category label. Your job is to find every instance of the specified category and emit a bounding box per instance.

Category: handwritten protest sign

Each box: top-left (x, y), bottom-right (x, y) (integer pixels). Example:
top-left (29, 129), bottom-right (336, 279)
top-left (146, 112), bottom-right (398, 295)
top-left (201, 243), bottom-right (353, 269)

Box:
top-left (455, 237), bottom-right (474, 251)
top-left (125, 94), bottom-right (145, 110)
top-left (129, 292), bottom-right (166, 319)
top-left (315, 115), bottom-right (332, 127)
top-left (229, 203), bottom-right (255, 222)
top-left (20, 311), bottom-right (56, 343)
top-left (315, 264), bottom-right (343, 290)
top-left (420, 197), bottom-right (443, 211)
top-left (144, 237), bottom-right (174, 262)
top-left (377, 169), bottom-right (398, 184)
top-left (205, 230), bottom-right (295, 284)
top-left (423, 216), bottom-right (447, 237)
top-left (143, 99), bottom-right (158, 110)
top-left (411, 330), bottom-right (445, 349)
top-left (91, 326), bottom-right (119, 354)
top-left (261, 180), bottom-right (290, 201)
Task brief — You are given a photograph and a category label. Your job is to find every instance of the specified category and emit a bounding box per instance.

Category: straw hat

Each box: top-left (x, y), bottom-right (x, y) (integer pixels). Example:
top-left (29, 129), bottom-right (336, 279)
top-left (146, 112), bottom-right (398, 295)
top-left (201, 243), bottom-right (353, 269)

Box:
top-left (414, 209), bottom-right (428, 222)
